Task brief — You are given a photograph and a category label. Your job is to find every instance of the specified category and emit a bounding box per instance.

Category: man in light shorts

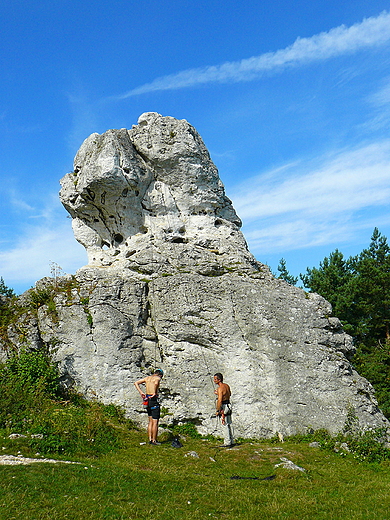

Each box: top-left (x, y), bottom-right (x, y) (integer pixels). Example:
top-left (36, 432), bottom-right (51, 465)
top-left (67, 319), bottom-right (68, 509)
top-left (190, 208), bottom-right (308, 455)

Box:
top-left (214, 372), bottom-right (234, 447)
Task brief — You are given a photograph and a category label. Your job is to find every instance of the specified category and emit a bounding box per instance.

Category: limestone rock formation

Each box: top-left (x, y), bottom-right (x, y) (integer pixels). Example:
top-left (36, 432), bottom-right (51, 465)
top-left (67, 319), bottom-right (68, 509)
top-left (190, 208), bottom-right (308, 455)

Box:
top-left (1, 112), bottom-right (388, 438)
top-left (59, 112), bottom-right (252, 277)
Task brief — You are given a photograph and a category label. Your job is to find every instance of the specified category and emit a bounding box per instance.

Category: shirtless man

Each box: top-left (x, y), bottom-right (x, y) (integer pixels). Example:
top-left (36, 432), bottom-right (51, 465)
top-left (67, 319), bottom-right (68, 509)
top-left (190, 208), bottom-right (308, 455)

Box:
top-left (214, 372), bottom-right (234, 447)
top-left (134, 369), bottom-right (164, 445)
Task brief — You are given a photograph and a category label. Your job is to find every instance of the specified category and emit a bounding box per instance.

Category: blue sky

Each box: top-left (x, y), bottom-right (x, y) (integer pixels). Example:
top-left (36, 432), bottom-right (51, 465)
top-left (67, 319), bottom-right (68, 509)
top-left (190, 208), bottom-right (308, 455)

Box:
top-left (1, 1), bottom-right (390, 294)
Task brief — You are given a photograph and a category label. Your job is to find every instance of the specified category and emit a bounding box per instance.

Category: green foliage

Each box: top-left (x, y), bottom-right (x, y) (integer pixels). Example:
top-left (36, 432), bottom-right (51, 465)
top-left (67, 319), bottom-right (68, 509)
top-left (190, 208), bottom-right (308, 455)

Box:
top-left (276, 258), bottom-right (298, 285)
top-left (166, 421), bottom-right (203, 439)
top-left (0, 279), bottom-right (17, 337)
top-left (26, 400), bottom-right (131, 455)
top-left (301, 228), bottom-right (390, 346)
top-left (353, 341), bottom-right (390, 417)
top-left (1, 350), bottom-right (60, 397)
top-left (345, 427), bottom-right (390, 463)
top-left (29, 287), bottom-right (53, 308)
top-left (300, 228), bottom-right (390, 417)
top-left (0, 277), bottom-right (15, 297)
top-left (300, 249), bottom-right (354, 329)
top-left (289, 425), bottom-right (390, 463)
top-left (0, 350), bottom-right (136, 456)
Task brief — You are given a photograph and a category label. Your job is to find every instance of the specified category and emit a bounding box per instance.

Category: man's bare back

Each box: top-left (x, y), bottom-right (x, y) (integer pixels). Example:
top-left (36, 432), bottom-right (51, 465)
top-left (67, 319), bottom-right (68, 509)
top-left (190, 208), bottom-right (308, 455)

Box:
top-left (144, 374), bottom-right (161, 396)
top-left (134, 373), bottom-right (161, 397)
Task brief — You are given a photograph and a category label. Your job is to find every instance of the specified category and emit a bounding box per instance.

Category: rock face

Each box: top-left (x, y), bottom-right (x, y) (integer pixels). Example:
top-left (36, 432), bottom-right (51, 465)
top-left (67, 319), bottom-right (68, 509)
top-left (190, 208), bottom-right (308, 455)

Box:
top-left (2, 112), bottom-right (389, 438)
top-left (59, 112), bottom-right (251, 276)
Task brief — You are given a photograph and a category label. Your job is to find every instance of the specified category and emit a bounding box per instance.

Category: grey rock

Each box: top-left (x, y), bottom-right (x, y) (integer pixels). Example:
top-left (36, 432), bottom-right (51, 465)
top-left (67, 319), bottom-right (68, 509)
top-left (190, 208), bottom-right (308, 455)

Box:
top-left (334, 442), bottom-right (350, 453)
top-left (1, 112), bottom-right (389, 439)
top-left (184, 451), bottom-right (199, 458)
top-left (275, 457), bottom-right (306, 472)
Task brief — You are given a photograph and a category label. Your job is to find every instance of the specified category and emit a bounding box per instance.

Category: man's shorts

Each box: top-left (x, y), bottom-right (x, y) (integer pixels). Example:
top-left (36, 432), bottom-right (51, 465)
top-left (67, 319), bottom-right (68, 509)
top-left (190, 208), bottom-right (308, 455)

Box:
top-left (146, 396), bottom-right (160, 420)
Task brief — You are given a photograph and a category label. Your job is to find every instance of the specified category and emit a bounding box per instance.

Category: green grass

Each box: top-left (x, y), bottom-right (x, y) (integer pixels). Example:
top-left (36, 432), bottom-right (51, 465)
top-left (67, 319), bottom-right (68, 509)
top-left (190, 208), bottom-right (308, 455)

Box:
top-left (1, 431), bottom-right (390, 520)
top-left (1, 351), bottom-right (389, 519)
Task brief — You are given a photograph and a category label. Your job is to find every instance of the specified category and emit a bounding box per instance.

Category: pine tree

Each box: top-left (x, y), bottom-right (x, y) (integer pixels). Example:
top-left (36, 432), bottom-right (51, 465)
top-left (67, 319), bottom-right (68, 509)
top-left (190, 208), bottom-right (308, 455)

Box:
top-left (300, 229), bottom-right (390, 417)
top-left (277, 258), bottom-right (298, 285)
top-left (350, 228), bottom-right (390, 343)
top-left (0, 277), bottom-right (14, 297)
top-left (300, 249), bottom-right (354, 330)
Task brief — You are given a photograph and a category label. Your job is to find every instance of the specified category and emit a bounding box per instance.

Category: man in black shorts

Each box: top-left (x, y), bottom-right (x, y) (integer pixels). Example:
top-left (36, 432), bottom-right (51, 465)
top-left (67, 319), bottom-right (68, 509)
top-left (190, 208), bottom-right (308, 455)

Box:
top-left (134, 369), bottom-right (164, 445)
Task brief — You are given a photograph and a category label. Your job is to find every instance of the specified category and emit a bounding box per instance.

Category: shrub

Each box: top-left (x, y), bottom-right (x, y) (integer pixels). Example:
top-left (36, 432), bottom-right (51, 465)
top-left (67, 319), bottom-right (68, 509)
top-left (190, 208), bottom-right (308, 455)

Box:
top-left (0, 350), bottom-right (136, 456)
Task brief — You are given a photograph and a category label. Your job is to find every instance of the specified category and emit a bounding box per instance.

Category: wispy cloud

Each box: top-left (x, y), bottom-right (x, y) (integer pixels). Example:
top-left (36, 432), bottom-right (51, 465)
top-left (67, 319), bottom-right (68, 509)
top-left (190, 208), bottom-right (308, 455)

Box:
top-left (370, 78), bottom-right (390, 106)
top-left (114, 11), bottom-right (390, 99)
top-left (9, 190), bottom-right (35, 212)
top-left (231, 139), bottom-right (390, 255)
top-left (0, 191), bottom-right (87, 293)
top-left (0, 221), bottom-right (87, 293)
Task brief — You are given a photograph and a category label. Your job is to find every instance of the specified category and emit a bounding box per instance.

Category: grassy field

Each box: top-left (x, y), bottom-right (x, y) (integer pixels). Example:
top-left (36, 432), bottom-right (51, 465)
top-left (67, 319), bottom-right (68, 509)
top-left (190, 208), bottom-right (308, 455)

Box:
top-left (1, 429), bottom-right (390, 520)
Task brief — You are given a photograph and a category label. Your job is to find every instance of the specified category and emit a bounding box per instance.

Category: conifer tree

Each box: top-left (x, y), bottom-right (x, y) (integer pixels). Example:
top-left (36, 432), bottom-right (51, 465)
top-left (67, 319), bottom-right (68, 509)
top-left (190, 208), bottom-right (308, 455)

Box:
top-left (0, 277), bottom-right (14, 297)
top-left (300, 229), bottom-right (390, 417)
top-left (277, 258), bottom-right (298, 285)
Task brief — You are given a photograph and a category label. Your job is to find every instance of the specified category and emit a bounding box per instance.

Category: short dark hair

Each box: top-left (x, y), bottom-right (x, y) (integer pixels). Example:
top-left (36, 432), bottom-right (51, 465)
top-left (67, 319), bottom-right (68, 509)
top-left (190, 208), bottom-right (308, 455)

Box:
top-left (154, 368), bottom-right (164, 377)
top-left (214, 372), bottom-right (223, 382)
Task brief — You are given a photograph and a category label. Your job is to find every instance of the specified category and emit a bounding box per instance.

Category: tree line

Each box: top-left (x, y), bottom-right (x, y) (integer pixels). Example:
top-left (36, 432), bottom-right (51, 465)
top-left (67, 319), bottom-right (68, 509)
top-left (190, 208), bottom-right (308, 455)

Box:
top-left (277, 228), bottom-right (390, 417)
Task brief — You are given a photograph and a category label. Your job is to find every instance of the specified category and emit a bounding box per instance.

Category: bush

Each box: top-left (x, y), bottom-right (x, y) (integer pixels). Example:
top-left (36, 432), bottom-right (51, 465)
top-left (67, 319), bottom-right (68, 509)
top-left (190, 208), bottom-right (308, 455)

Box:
top-left (2, 350), bottom-right (60, 397)
top-left (0, 350), bottom-right (136, 456)
top-left (292, 427), bottom-right (390, 463)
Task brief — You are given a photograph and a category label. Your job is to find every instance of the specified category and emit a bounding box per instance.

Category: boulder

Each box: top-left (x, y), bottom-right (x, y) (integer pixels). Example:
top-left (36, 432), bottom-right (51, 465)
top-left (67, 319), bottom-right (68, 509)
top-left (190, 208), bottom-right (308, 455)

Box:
top-left (2, 112), bottom-right (388, 438)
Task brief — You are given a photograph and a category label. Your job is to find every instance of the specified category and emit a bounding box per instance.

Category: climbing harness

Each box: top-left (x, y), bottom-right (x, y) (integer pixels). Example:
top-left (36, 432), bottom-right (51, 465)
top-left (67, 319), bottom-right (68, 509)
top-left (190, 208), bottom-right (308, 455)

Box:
top-left (218, 401), bottom-right (232, 425)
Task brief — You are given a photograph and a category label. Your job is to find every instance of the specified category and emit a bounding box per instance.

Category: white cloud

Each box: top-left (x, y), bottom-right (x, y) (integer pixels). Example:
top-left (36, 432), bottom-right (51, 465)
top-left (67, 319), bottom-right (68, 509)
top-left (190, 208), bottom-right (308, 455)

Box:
top-left (114, 11), bottom-right (390, 98)
top-left (0, 220), bottom-right (86, 293)
top-left (9, 190), bottom-right (35, 212)
top-left (231, 139), bottom-right (390, 254)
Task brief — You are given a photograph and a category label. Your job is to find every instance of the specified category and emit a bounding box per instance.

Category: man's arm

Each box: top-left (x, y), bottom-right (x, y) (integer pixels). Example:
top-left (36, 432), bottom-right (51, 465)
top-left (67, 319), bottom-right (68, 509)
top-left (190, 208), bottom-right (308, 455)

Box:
top-left (134, 378), bottom-right (147, 397)
top-left (216, 386), bottom-right (223, 412)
